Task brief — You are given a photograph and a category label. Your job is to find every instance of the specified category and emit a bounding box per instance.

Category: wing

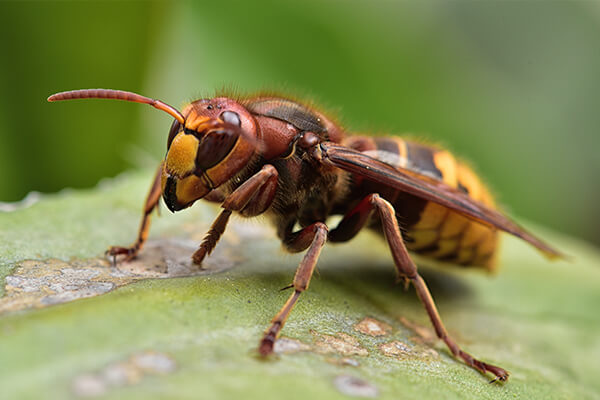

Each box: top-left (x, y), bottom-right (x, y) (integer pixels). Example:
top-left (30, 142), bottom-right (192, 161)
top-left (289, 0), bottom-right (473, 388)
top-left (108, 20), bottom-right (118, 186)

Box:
top-left (318, 142), bottom-right (562, 259)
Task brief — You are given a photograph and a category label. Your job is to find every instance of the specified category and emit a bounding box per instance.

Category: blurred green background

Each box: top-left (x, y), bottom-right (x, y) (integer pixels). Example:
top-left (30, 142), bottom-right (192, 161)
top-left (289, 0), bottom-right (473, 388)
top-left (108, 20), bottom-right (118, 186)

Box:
top-left (0, 0), bottom-right (598, 246)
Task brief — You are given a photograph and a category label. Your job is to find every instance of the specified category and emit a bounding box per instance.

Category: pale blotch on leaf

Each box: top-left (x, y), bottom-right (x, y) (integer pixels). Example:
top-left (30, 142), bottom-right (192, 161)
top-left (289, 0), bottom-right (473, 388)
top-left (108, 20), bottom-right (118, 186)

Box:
top-left (273, 337), bottom-right (311, 354)
top-left (379, 340), bottom-right (439, 361)
top-left (353, 317), bottom-right (392, 337)
top-left (72, 351), bottom-right (176, 398)
top-left (399, 316), bottom-right (437, 344)
top-left (71, 374), bottom-right (106, 398)
top-left (378, 340), bottom-right (414, 358)
top-left (131, 351), bottom-right (178, 374)
top-left (326, 357), bottom-right (360, 367)
top-left (0, 239), bottom-right (243, 314)
top-left (274, 337), bottom-right (362, 367)
top-left (333, 375), bottom-right (379, 398)
top-left (311, 330), bottom-right (369, 357)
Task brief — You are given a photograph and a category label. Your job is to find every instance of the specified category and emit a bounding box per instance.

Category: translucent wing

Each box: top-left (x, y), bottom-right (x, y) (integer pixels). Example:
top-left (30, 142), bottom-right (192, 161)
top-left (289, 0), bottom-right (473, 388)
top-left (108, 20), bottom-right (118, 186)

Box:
top-left (318, 142), bottom-right (562, 259)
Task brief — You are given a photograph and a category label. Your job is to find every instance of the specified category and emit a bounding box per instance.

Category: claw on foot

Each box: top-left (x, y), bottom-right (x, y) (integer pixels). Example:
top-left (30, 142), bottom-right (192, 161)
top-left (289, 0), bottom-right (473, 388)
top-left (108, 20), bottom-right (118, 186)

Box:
top-left (191, 249), bottom-right (207, 266)
top-left (258, 323), bottom-right (280, 356)
top-left (470, 357), bottom-right (509, 383)
top-left (478, 361), bottom-right (509, 383)
top-left (489, 374), bottom-right (508, 384)
top-left (258, 336), bottom-right (275, 356)
top-left (457, 349), bottom-right (509, 382)
top-left (487, 367), bottom-right (509, 383)
top-left (106, 245), bottom-right (138, 264)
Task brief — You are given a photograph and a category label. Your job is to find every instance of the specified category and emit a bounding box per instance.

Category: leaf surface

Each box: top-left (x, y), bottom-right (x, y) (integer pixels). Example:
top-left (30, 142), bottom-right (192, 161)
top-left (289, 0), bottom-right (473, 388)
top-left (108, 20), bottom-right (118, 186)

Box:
top-left (1, 171), bottom-right (599, 400)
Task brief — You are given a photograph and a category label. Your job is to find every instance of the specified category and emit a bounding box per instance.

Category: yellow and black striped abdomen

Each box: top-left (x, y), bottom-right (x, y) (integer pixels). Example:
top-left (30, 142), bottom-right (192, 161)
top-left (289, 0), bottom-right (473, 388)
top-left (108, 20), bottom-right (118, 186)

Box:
top-left (344, 136), bottom-right (499, 271)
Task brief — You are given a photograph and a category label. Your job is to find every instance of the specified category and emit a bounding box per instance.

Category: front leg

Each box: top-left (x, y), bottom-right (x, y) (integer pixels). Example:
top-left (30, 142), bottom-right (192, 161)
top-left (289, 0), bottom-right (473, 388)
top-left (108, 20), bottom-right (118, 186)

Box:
top-left (107, 162), bottom-right (163, 263)
top-left (192, 164), bottom-right (279, 265)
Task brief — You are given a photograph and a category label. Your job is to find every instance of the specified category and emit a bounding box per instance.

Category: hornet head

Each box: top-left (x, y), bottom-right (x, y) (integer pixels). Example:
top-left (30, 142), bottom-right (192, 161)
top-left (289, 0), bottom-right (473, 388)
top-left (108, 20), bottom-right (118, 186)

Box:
top-left (161, 97), bottom-right (257, 212)
top-left (47, 89), bottom-right (258, 213)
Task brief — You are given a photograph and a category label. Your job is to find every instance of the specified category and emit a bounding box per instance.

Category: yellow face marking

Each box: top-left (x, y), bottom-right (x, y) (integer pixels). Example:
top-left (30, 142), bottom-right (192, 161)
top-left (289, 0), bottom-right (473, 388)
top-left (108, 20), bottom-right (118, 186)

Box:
top-left (175, 174), bottom-right (210, 205)
top-left (165, 133), bottom-right (199, 178)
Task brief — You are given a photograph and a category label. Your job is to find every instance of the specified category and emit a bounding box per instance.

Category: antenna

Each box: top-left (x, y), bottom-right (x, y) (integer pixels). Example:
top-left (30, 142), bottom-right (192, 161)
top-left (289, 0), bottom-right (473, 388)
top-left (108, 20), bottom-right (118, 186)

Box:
top-left (48, 89), bottom-right (185, 123)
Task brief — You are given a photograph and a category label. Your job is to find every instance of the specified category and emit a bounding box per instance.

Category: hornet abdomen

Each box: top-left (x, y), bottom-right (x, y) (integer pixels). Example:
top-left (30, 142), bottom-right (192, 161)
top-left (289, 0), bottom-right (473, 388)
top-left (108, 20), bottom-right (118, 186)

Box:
top-left (343, 136), bottom-right (499, 271)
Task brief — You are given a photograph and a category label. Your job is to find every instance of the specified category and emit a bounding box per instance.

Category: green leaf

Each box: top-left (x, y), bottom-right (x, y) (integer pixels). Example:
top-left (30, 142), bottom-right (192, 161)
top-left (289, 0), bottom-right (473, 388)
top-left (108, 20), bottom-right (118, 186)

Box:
top-left (1, 171), bottom-right (599, 400)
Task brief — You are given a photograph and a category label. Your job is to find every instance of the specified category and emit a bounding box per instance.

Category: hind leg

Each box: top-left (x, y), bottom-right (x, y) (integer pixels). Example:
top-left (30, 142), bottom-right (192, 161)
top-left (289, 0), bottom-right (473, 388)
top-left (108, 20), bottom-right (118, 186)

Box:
top-left (331, 193), bottom-right (508, 382)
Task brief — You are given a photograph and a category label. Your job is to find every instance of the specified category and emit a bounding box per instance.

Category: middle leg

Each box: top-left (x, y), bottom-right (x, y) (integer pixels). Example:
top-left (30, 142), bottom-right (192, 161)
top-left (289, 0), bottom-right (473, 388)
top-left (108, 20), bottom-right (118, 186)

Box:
top-left (258, 222), bottom-right (328, 355)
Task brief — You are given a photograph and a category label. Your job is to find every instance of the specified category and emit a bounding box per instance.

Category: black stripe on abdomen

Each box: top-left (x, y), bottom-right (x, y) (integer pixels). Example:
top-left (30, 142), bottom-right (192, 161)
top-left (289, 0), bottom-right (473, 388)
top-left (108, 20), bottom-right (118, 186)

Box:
top-left (374, 137), bottom-right (400, 155)
top-left (405, 142), bottom-right (443, 180)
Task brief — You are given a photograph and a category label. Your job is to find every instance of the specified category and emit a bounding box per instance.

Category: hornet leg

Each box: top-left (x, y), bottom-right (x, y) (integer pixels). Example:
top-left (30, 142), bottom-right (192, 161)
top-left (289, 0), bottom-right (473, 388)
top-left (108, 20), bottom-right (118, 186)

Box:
top-left (259, 222), bottom-right (328, 355)
top-left (192, 164), bottom-right (279, 265)
top-left (333, 193), bottom-right (509, 382)
top-left (107, 162), bottom-right (163, 263)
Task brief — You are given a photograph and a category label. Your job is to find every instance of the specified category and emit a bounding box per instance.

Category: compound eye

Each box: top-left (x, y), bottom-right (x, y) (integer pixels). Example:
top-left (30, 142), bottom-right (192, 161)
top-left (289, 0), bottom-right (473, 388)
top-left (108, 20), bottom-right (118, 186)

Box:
top-left (220, 111), bottom-right (241, 127)
top-left (166, 119), bottom-right (182, 149)
top-left (195, 129), bottom-right (239, 171)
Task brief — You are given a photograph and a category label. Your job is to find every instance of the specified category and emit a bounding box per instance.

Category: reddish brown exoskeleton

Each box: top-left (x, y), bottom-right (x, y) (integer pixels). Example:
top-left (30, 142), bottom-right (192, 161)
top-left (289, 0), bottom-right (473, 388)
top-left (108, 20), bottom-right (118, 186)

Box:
top-left (48, 89), bottom-right (562, 382)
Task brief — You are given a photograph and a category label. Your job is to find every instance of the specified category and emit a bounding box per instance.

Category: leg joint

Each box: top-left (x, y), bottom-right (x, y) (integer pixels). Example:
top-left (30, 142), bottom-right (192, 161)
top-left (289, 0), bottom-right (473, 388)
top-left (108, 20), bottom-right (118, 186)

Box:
top-left (368, 193), bottom-right (382, 205)
top-left (313, 222), bottom-right (328, 235)
top-left (261, 164), bottom-right (278, 177)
